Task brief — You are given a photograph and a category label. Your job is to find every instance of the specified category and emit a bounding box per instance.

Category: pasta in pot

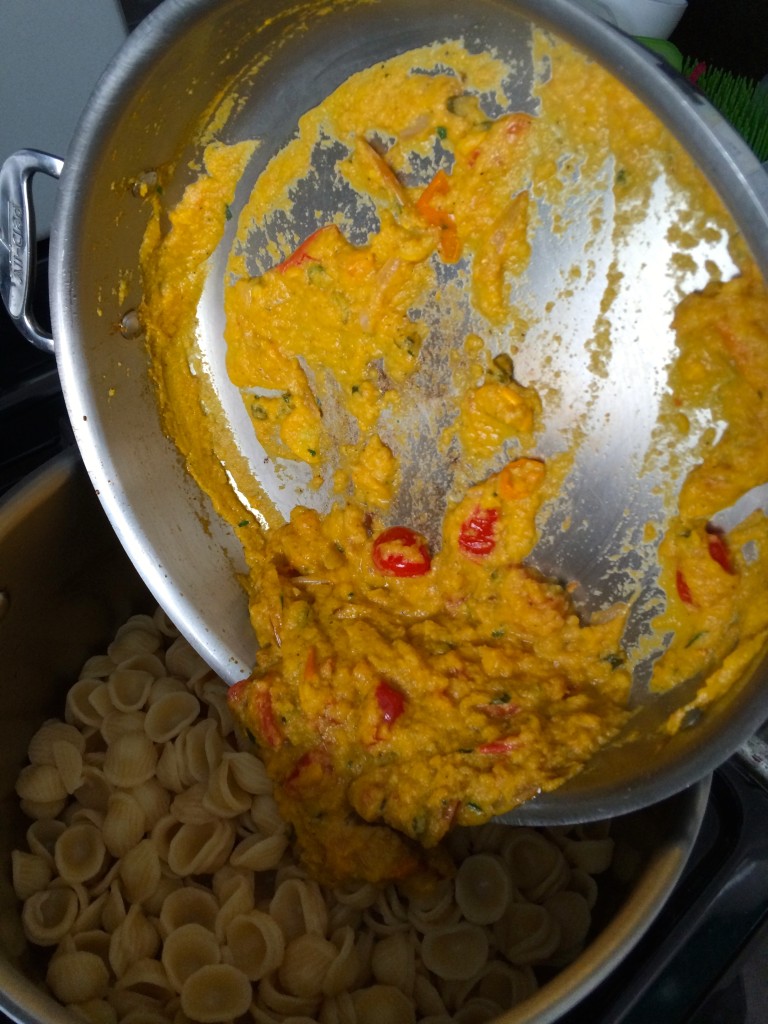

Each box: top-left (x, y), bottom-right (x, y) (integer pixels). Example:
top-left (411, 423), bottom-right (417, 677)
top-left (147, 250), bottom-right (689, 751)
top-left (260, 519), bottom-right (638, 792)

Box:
top-left (10, 607), bottom-right (622, 1024)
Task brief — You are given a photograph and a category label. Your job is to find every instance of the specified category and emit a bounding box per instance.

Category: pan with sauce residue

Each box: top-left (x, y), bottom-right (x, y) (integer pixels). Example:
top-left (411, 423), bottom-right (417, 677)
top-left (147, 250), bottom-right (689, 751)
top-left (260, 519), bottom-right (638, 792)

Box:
top-left (2, 0), bottom-right (768, 834)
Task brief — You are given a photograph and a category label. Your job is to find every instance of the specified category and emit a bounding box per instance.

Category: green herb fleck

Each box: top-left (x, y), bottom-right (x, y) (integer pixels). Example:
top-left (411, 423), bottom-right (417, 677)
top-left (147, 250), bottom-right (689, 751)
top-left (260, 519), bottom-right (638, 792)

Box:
top-left (436, 125), bottom-right (448, 139)
top-left (602, 653), bottom-right (624, 669)
top-left (225, 204), bottom-right (233, 220)
top-left (307, 262), bottom-right (326, 281)
top-left (491, 692), bottom-right (511, 704)
top-left (250, 403), bottom-right (268, 421)
top-left (397, 334), bottom-right (419, 358)
top-left (685, 630), bottom-right (708, 648)
top-left (351, 384), bottom-right (360, 394)
top-left (411, 814), bottom-right (427, 836)
top-left (616, 168), bottom-right (627, 185)
top-left (307, 448), bottom-right (317, 457)
top-left (238, 520), bottom-right (250, 528)
top-left (466, 801), bottom-right (484, 814)
top-left (491, 352), bottom-right (515, 382)
top-left (491, 628), bottom-right (506, 639)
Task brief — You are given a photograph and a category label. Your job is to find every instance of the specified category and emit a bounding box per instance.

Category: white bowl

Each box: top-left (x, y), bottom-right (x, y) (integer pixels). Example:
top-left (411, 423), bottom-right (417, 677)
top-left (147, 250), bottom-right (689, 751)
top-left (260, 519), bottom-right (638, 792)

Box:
top-left (573, 0), bottom-right (688, 39)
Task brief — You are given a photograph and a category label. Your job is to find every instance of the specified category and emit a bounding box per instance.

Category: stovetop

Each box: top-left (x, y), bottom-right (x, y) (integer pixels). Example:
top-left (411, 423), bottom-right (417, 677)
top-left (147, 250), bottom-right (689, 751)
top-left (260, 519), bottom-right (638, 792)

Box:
top-left (2, 2), bottom-right (768, 1022)
top-left (561, 755), bottom-right (768, 1022)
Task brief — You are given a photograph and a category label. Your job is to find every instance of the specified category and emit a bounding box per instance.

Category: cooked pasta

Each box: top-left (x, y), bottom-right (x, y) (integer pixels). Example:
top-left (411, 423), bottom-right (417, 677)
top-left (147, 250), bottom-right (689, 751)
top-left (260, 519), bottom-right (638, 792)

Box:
top-left (454, 855), bottom-right (511, 926)
top-left (47, 949), bottom-right (110, 1004)
top-left (420, 924), bottom-right (489, 981)
top-left (54, 823), bottom-right (106, 885)
top-left (181, 962), bottom-right (253, 1022)
top-left (11, 606), bottom-right (620, 1024)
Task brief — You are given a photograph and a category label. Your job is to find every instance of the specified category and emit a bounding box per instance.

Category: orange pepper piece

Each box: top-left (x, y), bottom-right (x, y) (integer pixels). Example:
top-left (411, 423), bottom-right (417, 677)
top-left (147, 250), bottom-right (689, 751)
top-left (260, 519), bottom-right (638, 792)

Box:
top-left (416, 169), bottom-right (462, 264)
top-left (497, 457), bottom-right (546, 501)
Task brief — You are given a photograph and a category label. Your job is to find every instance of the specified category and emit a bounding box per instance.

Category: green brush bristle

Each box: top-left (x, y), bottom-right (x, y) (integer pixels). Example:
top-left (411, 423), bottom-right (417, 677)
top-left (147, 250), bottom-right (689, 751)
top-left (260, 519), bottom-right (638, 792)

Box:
top-left (682, 59), bottom-right (768, 162)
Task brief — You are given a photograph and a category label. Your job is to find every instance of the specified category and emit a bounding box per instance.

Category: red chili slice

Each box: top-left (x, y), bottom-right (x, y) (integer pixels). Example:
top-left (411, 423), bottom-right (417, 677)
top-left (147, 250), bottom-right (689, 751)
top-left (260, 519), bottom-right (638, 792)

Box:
top-left (676, 569), bottom-right (694, 606)
top-left (284, 749), bottom-right (327, 789)
top-left (416, 169), bottom-right (452, 227)
top-left (706, 525), bottom-right (735, 574)
top-left (276, 225), bottom-right (333, 272)
top-left (476, 738), bottom-right (521, 754)
top-left (375, 681), bottom-right (406, 724)
top-left (458, 506), bottom-right (500, 556)
top-left (227, 680), bottom-right (282, 748)
top-left (227, 678), bottom-right (250, 707)
top-left (476, 701), bottom-right (521, 718)
top-left (253, 689), bottom-right (282, 748)
top-left (372, 526), bottom-right (431, 577)
top-left (416, 169), bottom-right (462, 263)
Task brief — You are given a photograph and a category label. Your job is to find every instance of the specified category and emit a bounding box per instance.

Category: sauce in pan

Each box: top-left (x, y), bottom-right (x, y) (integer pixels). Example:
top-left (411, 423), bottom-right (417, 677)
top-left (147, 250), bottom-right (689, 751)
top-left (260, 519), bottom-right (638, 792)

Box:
top-left (139, 36), bottom-right (768, 884)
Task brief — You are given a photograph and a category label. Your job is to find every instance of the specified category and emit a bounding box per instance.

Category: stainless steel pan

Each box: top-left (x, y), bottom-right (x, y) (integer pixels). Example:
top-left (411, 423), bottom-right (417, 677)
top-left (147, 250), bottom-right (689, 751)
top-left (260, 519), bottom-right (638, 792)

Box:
top-left (2, 0), bottom-right (768, 825)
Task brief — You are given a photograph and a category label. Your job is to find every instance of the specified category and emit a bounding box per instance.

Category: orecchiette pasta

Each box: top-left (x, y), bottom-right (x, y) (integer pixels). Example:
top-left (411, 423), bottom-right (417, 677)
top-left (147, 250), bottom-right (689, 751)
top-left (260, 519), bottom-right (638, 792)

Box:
top-left (145, 691), bottom-right (200, 743)
top-left (108, 903), bottom-right (160, 977)
top-left (494, 900), bottom-right (561, 966)
top-left (180, 962), bottom-right (253, 1022)
top-left (102, 792), bottom-right (147, 858)
top-left (16, 763), bottom-right (69, 805)
top-left (107, 668), bottom-right (155, 713)
top-left (28, 720), bottom-right (86, 766)
top-left (103, 732), bottom-right (158, 789)
top-left (11, 849), bottom-right (52, 900)
top-left (119, 839), bottom-right (162, 905)
top-left (474, 961), bottom-right (537, 1009)
top-left (420, 923), bottom-right (489, 981)
top-left (11, 604), bottom-right (620, 1024)
top-left (107, 614), bottom-right (162, 662)
top-left (21, 885), bottom-right (79, 946)
top-left (353, 983), bottom-right (416, 1024)
top-left (542, 889), bottom-right (592, 962)
top-left (279, 932), bottom-right (341, 998)
top-left (158, 886), bottom-right (219, 937)
top-left (224, 910), bottom-right (285, 981)
top-left (54, 823), bottom-right (106, 885)
top-left (162, 922), bottom-right (221, 992)
top-left (229, 832), bottom-right (288, 872)
top-left (454, 854), bottom-right (511, 926)
top-left (269, 877), bottom-right (329, 943)
top-left (371, 931), bottom-right (416, 993)
top-left (47, 949), bottom-right (110, 1004)
top-left (500, 828), bottom-right (570, 903)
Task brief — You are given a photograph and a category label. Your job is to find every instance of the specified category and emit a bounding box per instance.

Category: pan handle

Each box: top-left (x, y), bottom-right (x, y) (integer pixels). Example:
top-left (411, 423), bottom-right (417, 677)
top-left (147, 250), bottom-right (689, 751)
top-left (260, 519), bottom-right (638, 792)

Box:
top-left (0, 149), bottom-right (64, 355)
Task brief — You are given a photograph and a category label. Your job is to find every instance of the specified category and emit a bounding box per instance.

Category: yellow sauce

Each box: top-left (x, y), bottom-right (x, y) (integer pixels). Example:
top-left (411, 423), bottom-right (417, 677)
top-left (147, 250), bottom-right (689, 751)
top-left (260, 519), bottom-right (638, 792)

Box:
top-left (228, 459), bottom-right (630, 884)
top-left (138, 34), bottom-right (768, 886)
top-left (649, 263), bottom-right (768, 716)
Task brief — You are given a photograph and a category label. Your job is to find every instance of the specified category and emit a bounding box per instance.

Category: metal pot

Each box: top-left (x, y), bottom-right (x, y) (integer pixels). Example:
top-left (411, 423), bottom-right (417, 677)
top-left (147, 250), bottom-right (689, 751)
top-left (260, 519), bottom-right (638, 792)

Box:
top-left (1, 0), bottom-right (768, 828)
top-left (0, 451), bottom-right (710, 1022)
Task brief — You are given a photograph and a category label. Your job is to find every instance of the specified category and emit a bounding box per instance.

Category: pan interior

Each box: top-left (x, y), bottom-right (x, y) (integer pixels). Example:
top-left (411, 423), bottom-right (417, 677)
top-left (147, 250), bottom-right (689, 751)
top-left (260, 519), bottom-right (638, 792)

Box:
top-left (180, 5), bottom-right (737, 683)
